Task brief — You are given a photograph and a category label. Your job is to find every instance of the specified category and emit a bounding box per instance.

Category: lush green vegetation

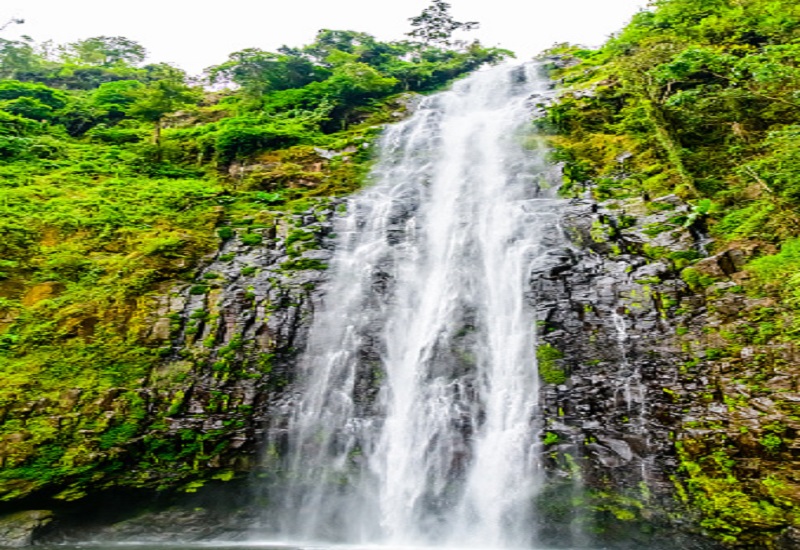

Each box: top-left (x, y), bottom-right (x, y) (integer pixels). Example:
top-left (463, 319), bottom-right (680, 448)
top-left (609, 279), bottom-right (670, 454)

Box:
top-left (539, 0), bottom-right (800, 545)
top-left (0, 18), bottom-right (509, 502)
top-left (537, 343), bottom-right (567, 385)
top-left (543, 0), bottom-right (800, 240)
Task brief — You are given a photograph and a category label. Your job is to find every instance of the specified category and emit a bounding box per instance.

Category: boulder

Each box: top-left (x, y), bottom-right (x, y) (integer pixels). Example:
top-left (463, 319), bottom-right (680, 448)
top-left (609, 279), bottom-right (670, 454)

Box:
top-left (0, 510), bottom-right (53, 547)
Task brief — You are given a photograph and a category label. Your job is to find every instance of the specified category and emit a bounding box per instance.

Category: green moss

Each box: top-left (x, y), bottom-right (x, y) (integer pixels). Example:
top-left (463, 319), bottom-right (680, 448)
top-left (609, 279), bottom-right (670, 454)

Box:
top-left (189, 284), bottom-right (209, 295)
top-left (677, 443), bottom-right (788, 544)
top-left (279, 258), bottom-right (328, 271)
top-left (240, 232), bottom-right (262, 246)
top-left (760, 433), bottom-right (783, 454)
top-left (189, 309), bottom-right (209, 320)
top-left (668, 250), bottom-right (703, 269)
top-left (217, 226), bottom-right (235, 240)
top-left (285, 228), bottom-right (316, 248)
top-left (537, 343), bottom-right (567, 385)
top-left (285, 228), bottom-right (319, 257)
top-left (590, 220), bottom-right (616, 243)
top-left (542, 431), bottom-right (560, 446)
top-left (680, 267), bottom-right (715, 291)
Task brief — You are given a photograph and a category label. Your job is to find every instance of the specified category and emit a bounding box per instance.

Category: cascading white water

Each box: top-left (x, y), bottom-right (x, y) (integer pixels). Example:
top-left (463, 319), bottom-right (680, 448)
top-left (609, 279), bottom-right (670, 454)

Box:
top-left (276, 64), bottom-right (562, 549)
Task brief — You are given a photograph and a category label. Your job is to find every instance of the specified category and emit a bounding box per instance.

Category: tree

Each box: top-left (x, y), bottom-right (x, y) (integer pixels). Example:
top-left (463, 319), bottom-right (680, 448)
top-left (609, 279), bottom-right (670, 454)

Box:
top-left (0, 80), bottom-right (68, 125)
top-left (302, 30), bottom-right (394, 67)
top-left (0, 96), bottom-right (54, 121)
top-left (324, 61), bottom-right (398, 101)
top-left (407, 0), bottom-right (479, 47)
top-left (0, 80), bottom-right (67, 109)
top-left (0, 37), bottom-right (41, 79)
top-left (126, 66), bottom-right (199, 154)
top-left (62, 36), bottom-right (146, 67)
top-left (206, 48), bottom-right (325, 102)
top-left (90, 79), bottom-right (144, 121)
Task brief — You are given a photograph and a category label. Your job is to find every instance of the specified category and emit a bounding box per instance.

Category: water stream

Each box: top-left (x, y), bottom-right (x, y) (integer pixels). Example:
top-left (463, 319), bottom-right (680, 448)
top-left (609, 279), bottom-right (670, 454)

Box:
top-left (271, 64), bottom-right (563, 549)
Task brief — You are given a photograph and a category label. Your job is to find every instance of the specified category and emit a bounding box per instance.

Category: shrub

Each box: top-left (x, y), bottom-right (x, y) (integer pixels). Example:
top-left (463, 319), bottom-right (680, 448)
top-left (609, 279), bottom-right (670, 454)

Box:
top-left (240, 232), bottom-right (262, 246)
top-left (217, 227), bottom-right (235, 240)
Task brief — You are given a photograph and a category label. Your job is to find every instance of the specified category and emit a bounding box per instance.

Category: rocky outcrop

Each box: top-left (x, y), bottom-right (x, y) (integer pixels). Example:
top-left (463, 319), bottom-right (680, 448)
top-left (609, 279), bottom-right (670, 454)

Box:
top-left (0, 200), bottom-right (344, 513)
top-left (130, 201), bottom-right (343, 482)
top-left (667, 250), bottom-right (800, 548)
top-left (527, 194), bottom-right (713, 544)
top-left (0, 511), bottom-right (52, 547)
top-left (532, 190), bottom-right (800, 548)
top-left (1, 202), bottom-right (344, 545)
top-left (40, 506), bottom-right (252, 545)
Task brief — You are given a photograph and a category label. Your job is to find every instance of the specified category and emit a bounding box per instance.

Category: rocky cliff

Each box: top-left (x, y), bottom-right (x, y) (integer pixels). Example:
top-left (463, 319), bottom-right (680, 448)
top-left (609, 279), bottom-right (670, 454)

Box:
top-left (0, 197), bottom-right (340, 539)
top-left (1, 186), bottom-right (728, 548)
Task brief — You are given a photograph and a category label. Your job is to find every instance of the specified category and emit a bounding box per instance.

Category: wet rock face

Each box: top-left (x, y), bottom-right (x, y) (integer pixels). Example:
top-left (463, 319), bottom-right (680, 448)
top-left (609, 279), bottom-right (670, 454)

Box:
top-left (0, 511), bottom-right (53, 547)
top-left (533, 196), bottom-right (698, 494)
top-left (42, 507), bottom-right (253, 544)
top-left (668, 255), bottom-right (800, 547)
top-left (137, 201), bottom-right (343, 475)
top-left (531, 192), bottom-right (800, 547)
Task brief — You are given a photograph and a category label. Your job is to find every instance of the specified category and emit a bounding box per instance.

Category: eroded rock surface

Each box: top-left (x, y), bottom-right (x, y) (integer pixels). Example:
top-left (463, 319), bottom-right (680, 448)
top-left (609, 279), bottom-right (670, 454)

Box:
top-left (0, 511), bottom-right (52, 547)
top-left (134, 201), bottom-right (343, 476)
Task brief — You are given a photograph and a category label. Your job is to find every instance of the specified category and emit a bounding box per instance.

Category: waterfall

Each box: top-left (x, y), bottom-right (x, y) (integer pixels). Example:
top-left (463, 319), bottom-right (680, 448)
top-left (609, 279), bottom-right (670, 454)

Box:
top-left (273, 63), bottom-right (562, 548)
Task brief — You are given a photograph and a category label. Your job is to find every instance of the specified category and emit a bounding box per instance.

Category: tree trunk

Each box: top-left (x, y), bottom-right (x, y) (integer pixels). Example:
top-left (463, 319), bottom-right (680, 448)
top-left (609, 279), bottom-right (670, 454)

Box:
top-left (642, 98), bottom-right (699, 198)
top-left (153, 118), bottom-right (162, 163)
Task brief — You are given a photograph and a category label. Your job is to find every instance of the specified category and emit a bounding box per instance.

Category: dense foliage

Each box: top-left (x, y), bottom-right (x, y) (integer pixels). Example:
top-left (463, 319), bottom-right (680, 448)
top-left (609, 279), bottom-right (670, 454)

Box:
top-left (0, 25), bottom-right (508, 502)
top-left (540, 0), bottom-right (800, 545)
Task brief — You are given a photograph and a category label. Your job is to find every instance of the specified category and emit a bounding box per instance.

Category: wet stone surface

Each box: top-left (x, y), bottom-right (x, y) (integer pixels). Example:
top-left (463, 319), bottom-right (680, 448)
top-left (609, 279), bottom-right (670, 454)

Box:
top-left (533, 196), bottom-right (699, 494)
top-left (137, 200), bottom-right (344, 472)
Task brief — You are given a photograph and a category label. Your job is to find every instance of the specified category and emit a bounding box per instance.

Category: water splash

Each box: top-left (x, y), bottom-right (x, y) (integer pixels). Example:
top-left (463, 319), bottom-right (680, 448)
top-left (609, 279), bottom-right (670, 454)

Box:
top-left (273, 64), bottom-right (562, 548)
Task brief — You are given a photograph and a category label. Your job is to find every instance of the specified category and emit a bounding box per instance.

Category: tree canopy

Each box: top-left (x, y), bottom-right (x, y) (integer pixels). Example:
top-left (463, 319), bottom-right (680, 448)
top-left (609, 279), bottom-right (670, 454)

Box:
top-left (62, 36), bottom-right (147, 67)
top-left (407, 0), bottom-right (479, 46)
